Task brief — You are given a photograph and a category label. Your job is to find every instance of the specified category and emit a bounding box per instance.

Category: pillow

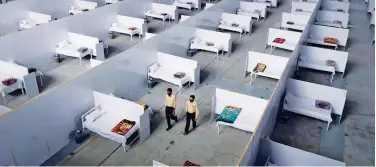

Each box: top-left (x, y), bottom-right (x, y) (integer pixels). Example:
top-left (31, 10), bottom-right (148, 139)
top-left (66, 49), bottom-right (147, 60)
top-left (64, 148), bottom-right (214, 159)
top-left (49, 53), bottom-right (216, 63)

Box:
top-left (111, 22), bottom-right (117, 27)
top-left (85, 106), bottom-right (105, 122)
top-left (191, 37), bottom-right (201, 44)
top-left (219, 20), bottom-right (226, 25)
top-left (57, 40), bottom-right (70, 48)
top-left (148, 62), bottom-right (161, 73)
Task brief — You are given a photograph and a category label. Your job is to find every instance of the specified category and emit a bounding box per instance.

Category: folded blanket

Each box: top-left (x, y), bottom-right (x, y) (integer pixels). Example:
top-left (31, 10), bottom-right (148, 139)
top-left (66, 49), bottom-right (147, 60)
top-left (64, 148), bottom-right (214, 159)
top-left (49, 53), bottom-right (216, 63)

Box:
top-left (216, 106), bottom-right (242, 123)
top-left (2, 78), bottom-right (17, 86)
top-left (315, 100), bottom-right (331, 110)
top-left (111, 119), bottom-right (136, 136)
top-left (174, 72), bottom-right (186, 78)
top-left (323, 37), bottom-right (338, 44)
top-left (273, 38), bottom-right (285, 44)
top-left (183, 161), bottom-right (200, 166)
top-left (326, 60), bottom-right (335, 66)
top-left (78, 47), bottom-right (88, 53)
top-left (206, 42), bottom-right (214, 46)
top-left (128, 27), bottom-right (137, 30)
top-left (253, 63), bottom-right (267, 73)
top-left (287, 21), bottom-right (294, 25)
top-left (295, 9), bottom-right (303, 12)
top-left (231, 23), bottom-right (239, 27)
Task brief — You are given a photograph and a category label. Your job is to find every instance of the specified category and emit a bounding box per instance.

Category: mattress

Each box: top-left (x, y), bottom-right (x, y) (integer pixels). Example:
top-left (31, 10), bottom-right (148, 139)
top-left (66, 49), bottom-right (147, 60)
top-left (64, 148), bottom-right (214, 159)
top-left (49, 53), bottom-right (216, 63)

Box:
top-left (237, 10), bottom-right (261, 20)
top-left (307, 38), bottom-right (338, 47)
top-left (190, 40), bottom-right (222, 53)
top-left (149, 67), bottom-right (191, 87)
top-left (284, 93), bottom-right (333, 123)
top-left (84, 109), bottom-right (139, 145)
top-left (173, 1), bottom-right (194, 9)
top-left (270, 40), bottom-right (295, 51)
top-left (299, 60), bottom-right (336, 73)
top-left (56, 44), bottom-right (91, 58)
top-left (0, 74), bottom-right (23, 97)
top-left (255, 67), bottom-right (282, 79)
top-left (218, 23), bottom-right (244, 33)
top-left (145, 10), bottom-right (170, 20)
top-left (110, 25), bottom-right (139, 35)
top-left (216, 105), bottom-right (261, 133)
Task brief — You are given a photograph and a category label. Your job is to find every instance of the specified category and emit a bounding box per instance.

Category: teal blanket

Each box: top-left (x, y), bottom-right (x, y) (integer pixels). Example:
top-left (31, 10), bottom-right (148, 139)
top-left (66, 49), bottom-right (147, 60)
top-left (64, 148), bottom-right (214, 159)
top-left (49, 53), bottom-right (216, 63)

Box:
top-left (216, 106), bottom-right (242, 123)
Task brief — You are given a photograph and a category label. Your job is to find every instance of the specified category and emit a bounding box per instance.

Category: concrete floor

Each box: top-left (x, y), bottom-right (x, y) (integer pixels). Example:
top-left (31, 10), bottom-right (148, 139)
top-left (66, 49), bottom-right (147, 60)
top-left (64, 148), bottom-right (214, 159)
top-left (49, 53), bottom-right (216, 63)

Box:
top-left (56, 1), bottom-right (297, 166)
top-left (271, 0), bottom-right (375, 166)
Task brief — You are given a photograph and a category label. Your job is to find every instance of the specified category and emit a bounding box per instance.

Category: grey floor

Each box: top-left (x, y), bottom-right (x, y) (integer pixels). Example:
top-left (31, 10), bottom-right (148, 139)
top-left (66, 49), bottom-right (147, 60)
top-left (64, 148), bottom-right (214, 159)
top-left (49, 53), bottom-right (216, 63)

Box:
top-left (270, 0), bottom-right (375, 166)
top-left (56, 0), bottom-right (301, 166)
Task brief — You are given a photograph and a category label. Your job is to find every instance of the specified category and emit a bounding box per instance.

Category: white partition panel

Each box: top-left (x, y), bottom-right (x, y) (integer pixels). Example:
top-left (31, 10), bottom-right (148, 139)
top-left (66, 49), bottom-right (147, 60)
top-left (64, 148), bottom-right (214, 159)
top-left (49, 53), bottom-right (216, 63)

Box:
top-left (260, 138), bottom-right (346, 166)
top-left (286, 78), bottom-right (347, 116)
top-left (281, 12), bottom-right (310, 30)
top-left (300, 45), bottom-right (348, 72)
top-left (309, 25), bottom-right (349, 47)
top-left (3, 102), bottom-right (50, 165)
top-left (0, 116), bottom-right (15, 166)
top-left (196, 28), bottom-right (232, 52)
top-left (239, 1), bottom-right (267, 18)
top-left (321, 1), bottom-right (350, 13)
top-left (316, 10), bottom-right (349, 28)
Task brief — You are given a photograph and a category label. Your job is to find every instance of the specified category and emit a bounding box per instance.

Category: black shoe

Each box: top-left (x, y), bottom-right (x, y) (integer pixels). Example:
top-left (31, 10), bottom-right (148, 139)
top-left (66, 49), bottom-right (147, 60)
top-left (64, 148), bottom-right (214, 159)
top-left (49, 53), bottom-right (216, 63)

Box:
top-left (174, 117), bottom-right (179, 123)
top-left (166, 127), bottom-right (172, 131)
top-left (183, 132), bottom-right (189, 135)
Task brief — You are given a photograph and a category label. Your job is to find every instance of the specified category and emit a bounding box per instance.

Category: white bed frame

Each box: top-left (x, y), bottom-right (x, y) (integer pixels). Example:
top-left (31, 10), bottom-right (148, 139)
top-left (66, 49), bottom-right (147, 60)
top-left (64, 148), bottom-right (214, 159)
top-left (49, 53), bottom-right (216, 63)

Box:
top-left (315, 10), bottom-right (350, 28)
top-left (0, 60), bottom-right (29, 103)
top-left (281, 12), bottom-right (310, 31)
top-left (212, 88), bottom-right (268, 134)
top-left (218, 13), bottom-right (254, 37)
top-left (266, 28), bottom-right (302, 54)
top-left (190, 28), bottom-right (232, 59)
top-left (69, 0), bottom-right (97, 15)
top-left (237, 1), bottom-right (267, 21)
top-left (144, 33), bottom-right (156, 41)
top-left (254, 0), bottom-right (277, 8)
top-left (298, 45), bottom-right (348, 82)
top-left (307, 25), bottom-right (349, 50)
top-left (284, 79), bottom-right (347, 130)
top-left (19, 12), bottom-right (52, 31)
top-left (109, 15), bottom-right (147, 42)
top-left (321, 1), bottom-right (350, 13)
top-left (291, 2), bottom-right (316, 15)
top-left (55, 32), bottom-right (100, 66)
top-left (260, 138), bottom-right (346, 166)
top-left (173, 0), bottom-right (200, 10)
top-left (246, 51), bottom-right (289, 84)
top-left (105, 0), bottom-right (122, 5)
top-left (145, 3), bottom-right (177, 26)
top-left (82, 91), bottom-right (147, 152)
top-left (147, 52), bottom-right (199, 90)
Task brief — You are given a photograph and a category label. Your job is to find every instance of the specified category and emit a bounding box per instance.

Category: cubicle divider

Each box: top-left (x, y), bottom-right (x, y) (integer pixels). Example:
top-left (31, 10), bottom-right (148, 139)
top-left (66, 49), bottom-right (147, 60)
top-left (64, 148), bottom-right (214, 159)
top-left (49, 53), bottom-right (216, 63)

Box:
top-left (238, 0), bottom-right (321, 165)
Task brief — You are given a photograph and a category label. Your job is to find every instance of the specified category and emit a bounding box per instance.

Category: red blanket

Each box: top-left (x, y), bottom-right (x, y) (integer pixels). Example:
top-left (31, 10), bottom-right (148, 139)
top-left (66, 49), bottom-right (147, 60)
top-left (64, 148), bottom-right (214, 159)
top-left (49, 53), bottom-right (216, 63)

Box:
top-left (111, 119), bottom-right (135, 136)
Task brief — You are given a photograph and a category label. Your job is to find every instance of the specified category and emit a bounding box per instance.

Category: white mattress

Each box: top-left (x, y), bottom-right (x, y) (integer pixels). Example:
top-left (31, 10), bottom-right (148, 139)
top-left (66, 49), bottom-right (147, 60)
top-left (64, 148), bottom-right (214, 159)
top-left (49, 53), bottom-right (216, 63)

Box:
top-left (0, 73), bottom-right (23, 97)
top-left (237, 10), bottom-right (261, 20)
top-left (19, 19), bottom-right (38, 30)
top-left (270, 40), bottom-right (296, 51)
top-left (253, 67), bottom-right (282, 80)
top-left (173, 1), bottom-right (194, 9)
top-left (315, 21), bottom-right (342, 28)
top-left (218, 23), bottom-right (244, 33)
top-left (110, 25), bottom-right (139, 36)
top-left (56, 44), bottom-right (91, 58)
top-left (299, 59), bottom-right (335, 73)
top-left (190, 40), bottom-right (222, 53)
top-left (149, 66), bottom-right (191, 87)
top-left (145, 10), bottom-right (170, 20)
top-left (283, 92), bottom-right (333, 123)
top-left (217, 107), bottom-right (261, 133)
top-left (84, 109), bottom-right (139, 145)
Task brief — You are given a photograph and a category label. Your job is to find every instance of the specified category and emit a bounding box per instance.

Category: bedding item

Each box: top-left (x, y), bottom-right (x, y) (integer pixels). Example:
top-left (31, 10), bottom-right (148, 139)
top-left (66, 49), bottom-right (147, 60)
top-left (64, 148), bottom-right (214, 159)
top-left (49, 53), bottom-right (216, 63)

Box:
top-left (128, 27), bottom-right (137, 30)
top-left (206, 42), bottom-right (214, 46)
top-left (315, 100), bottom-right (331, 110)
top-left (191, 37), bottom-right (201, 44)
top-left (187, 2), bottom-right (193, 4)
top-left (295, 9), bottom-right (303, 12)
top-left (57, 40), bottom-right (70, 48)
top-left (231, 23), bottom-right (239, 27)
top-left (82, 9), bottom-right (89, 11)
top-left (253, 63), bottom-right (267, 73)
top-left (333, 20), bottom-right (342, 24)
top-left (161, 13), bottom-right (168, 16)
top-left (337, 9), bottom-right (344, 12)
top-left (148, 63), bottom-right (161, 73)
top-left (2, 78), bottom-right (17, 86)
top-left (326, 60), bottom-right (335, 66)
top-left (85, 108), bottom-right (106, 122)
top-left (183, 161), bottom-right (200, 166)
top-left (78, 47), bottom-right (88, 53)
top-left (287, 21), bottom-right (294, 25)
top-left (111, 119), bottom-right (136, 136)
top-left (216, 106), bottom-right (242, 123)
top-left (323, 37), bottom-right (339, 44)
top-left (174, 72), bottom-right (186, 78)
top-left (254, 10), bottom-right (261, 13)
top-left (273, 38), bottom-right (285, 44)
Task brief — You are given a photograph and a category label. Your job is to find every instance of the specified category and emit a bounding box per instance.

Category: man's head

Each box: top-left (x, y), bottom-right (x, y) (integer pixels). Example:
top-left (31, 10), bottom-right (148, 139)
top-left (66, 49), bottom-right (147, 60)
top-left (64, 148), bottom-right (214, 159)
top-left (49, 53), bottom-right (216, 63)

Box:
top-left (189, 95), bottom-right (195, 102)
top-left (167, 88), bottom-right (172, 96)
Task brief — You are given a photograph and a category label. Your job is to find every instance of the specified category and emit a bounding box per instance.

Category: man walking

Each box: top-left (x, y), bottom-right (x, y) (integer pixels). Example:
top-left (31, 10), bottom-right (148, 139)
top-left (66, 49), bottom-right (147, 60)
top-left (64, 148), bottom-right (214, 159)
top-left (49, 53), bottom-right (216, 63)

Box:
top-left (165, 88), bottom-right (178, 131)
top-left (184, 95), bottom-right (199, 135)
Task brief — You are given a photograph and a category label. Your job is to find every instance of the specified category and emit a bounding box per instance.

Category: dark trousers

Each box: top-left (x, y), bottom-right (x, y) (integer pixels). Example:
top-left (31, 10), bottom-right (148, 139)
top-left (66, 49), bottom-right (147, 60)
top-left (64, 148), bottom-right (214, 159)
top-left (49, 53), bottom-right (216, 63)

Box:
top-left (166, 106), bottom-right (177, 128)
top-left (185, 112), bottom-right (196, 133)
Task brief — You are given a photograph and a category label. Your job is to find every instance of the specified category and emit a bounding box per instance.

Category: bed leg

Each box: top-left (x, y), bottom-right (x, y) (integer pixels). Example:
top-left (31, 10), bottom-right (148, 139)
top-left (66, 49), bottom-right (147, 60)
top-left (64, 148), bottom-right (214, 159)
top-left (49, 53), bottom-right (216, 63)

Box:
top-left (80, 58), bottom-right (82, 66)
top-left (131, 35), bottom-right (133, 42)
top-left (339, 115), bottom-right (342, 123)
top-left (217, 122), bottom-right (220, 134)
top-left (326, 122), bottom-right (330, 131)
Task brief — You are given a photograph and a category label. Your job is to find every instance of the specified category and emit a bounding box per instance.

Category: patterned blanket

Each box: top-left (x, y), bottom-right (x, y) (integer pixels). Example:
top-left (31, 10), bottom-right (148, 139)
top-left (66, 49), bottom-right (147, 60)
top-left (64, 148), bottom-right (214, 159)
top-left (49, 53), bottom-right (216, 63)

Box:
top-left (216, 106), bottom-right (242, 123)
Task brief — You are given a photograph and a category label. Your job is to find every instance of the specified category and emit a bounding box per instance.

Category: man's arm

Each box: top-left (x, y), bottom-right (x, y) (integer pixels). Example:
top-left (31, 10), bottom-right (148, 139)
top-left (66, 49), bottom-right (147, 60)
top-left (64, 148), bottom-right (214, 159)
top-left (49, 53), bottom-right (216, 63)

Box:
top-left (195, 103), bottom-right (199, 120)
